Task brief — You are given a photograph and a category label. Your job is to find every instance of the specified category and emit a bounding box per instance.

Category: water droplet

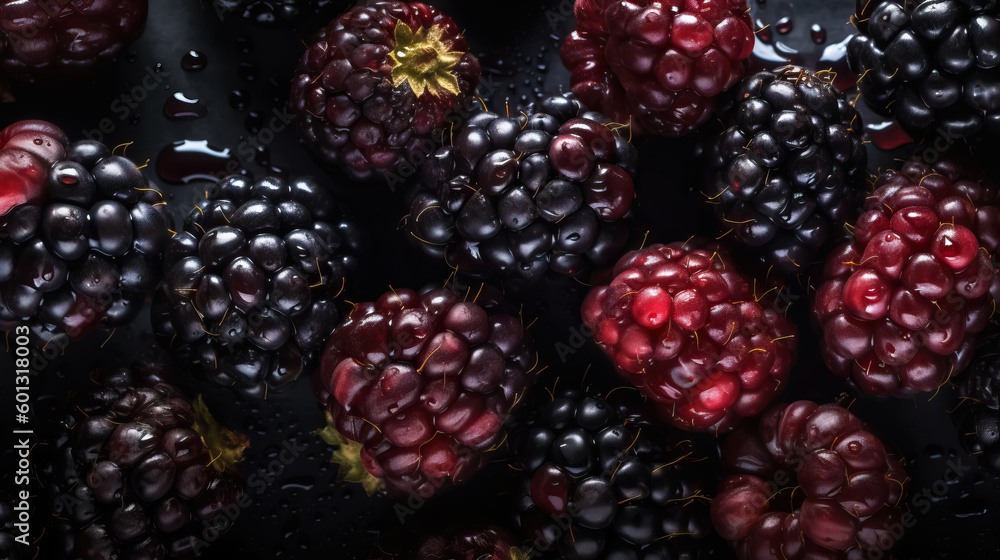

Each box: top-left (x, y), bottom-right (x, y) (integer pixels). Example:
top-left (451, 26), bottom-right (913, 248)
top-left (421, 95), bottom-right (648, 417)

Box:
top-left (155, 140), bottom-right (243, 184)
top-left (238, 61), bottom-right (259, 82)
top-left (229, 89), bottom-right (250, 111)
top-left (775, 17), bottom-right (792, 34)
top-left (819, 35), bottom-right (859, 91)
top-left (181, 50), bottom-right (207, 71)
top-left (245, 111), bottom-right (264, 134)
top-left (235, 36), bottom-right (255, 54)
top-left (755, 18), bottom-right (772, 44)
top-left (810, 24), bottom-right (827, 44)
top-left (154, 62), bottom-right (164, 73)
top-left (163, 92), bottom-right (208, 120)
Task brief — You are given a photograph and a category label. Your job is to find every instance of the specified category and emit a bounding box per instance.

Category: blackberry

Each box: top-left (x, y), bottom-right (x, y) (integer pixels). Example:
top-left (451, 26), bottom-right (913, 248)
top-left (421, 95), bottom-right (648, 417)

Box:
top-left (314, 286), bottom-right (534, 500)
top-left (0, 121), bottom-right (173, 340)
top-left (408, 93), bottom-right (636, 284)
top-left (42, 359), bottom-right (246, 559)
top-left (0, 0), bottom-right (147, 82)
top-left (514, 390), bottom-right (719, 560)
top-left (849, 0), bottom-right (1000, 139)
top-left (712, 401), bottom-right (909, 560)
top-left (562, 0), bottom-right (755, 136)
top-left (581, 240), bottom-right (798, 433)
top-left (289, 0), bottom-right (481, 181)
top-left (211, 0), bottom-right (345, 25)
top-left (958, 332), bottom-right (1000, 474)
top-left (152, 175), bottom-right (364, 400)
top-left (703, 66), bottom-right (869, 277)
top-left (812, 153), bottom-right (1000, 397)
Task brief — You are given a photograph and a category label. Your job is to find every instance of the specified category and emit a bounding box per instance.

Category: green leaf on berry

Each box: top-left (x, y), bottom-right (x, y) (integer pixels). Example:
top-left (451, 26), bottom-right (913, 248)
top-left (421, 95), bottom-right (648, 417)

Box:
top-left (191, 395), bottom-right (249, 474)
top-left (389, 20), bottom-right (463, 97)
top-left (316, 416), bottom-right (384, 496)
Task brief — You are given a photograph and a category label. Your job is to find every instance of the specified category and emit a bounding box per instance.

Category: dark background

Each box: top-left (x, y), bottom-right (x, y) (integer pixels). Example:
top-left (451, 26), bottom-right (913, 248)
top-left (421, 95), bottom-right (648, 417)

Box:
top-left (0, 0), bottom-right (998, 558)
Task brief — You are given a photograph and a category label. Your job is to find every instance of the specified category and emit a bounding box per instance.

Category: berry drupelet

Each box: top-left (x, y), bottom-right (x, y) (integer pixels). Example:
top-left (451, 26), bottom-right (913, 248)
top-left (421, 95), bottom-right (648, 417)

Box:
top-left (582, 240), bottom-right (798, 433)
top-left (812, 154), bottom-right (1000, 397)
top-left (515, 390), bottom-right (718, 560)
top-left (42, 360), bottom-right (246, 560)
top-left (408, 93), bottom-right (636, 284)
top-left (152, 175), bottom-right (364, 400)
top-left (313, 286), bottom-right (535, 499)
top-left (712, 401), bottom-right (909, 560)
top-left (958, 333), bottom-right (1000, 474)
top-left (0, 0), bottom-right (147, 82)
top-left (289, 0), bottom-right (481, 181)
top-left (561, 0), bottom-right (755, 136)
top-left (849, 0), bottom-right (1000, 139)
top-left (0, 120), bottom-right (173, 339)
top-left (704, 66), bottom-right (869, 277)
top-left (384, 526), bottom-right (525, 560)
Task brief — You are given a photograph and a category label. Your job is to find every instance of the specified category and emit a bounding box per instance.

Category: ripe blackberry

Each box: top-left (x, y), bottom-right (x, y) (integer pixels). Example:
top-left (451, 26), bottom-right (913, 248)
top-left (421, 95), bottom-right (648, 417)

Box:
top-left (515, 390), bottom-right (718, 560)
top-left (812, 154), bottom-right (1000, 397)
top-left (0, 121), bottom-right (173, 339)
top-left (289, 0), bottom-right (481, 181)
top-left (561, 0), bottom-right (755, 136)
top-left (42, 359), bottom-right (246, 559)
top-left (385, 526), bottom-right (524, 560)
top-left (313, 286), bottom-right (534, 499)
top-left (582, 240), bottom-right (798, 433)
top-left (712, 401), bottom-right (909, 560)
top-left (151, 175), bottom-right (363, 400)
top-left (704, 66), bottom-right (869, 277)
top-left (408, 93), bottom-right (636, 284)
top-left (958, 333), bottom-right (1000, 474)
top-left (849, 0), bottom-right (1000, 139)
top-left (0, 0), bottom-right (147, 82)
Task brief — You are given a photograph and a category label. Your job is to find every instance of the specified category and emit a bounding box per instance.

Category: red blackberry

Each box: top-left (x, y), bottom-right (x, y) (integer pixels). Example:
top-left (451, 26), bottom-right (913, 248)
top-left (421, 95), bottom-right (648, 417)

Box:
top-left (384, 526), bottom-right (524, 560)
top-left (712, 400), bottom-right (909, 560)
top-left (408, 93), bottom-right (636, 284)
top-left (0, 121), bottom-right (173, 340)
top-left (151, 175), bottom-right (364, 400)
top-left (849, 0), bottom-right (1000, 139)
top-left (582, 240), bottom-right (798, 432)
top-left (289, 0), bottom-right (481, 181)
top-left (704, 66), bottom-right (869, 277)
top-left (0, 0), bottom-right (147, 82)
top-left (812, 154), bottom-right (1000, 397)
top-left (958, 332), bottom-right (1000, 474)
top-left (313, 286), bottom-right (535, 499)
top-left (560, 0), bottom-right (755, 137)
top-left (42, 359), bottom-right (246, 559)
top-left (515, 390), bottom-right (720, 560)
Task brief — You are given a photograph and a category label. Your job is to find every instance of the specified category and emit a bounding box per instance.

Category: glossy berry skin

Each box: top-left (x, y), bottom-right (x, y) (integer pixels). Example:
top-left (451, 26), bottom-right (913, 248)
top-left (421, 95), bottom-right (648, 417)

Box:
top-left (849, 0), bottom-right (1000, 138)
top-left (712, 401), bottom-right (908, 560)
top-left (561, 0), bottom-right (754, 136)
top-left (515, 391), bottom-right (718, 560)
top-left (704, 67), bottom-right (869, 277)
top-left (410, 93), bottom-right (636, 284)
top-left (391, 526), bottom-right (522, 560)
top-left (813, 155), bottom-right (1000, 397)
top-left (0, 123), bottom-right (173, 340)
top-left (0, 0), bottom-right (147, 82)
top-left (958, 334), bottom-right (1000, 474)
top-left (582, 240), bottom-right (798, 432)
top-left (290, 0), bottom-right (480, 181)
top-left (151, 175), bottom-right (363, 400)
top-left (42, 361), bottom-right (244, 560)
top-left (314, 286), bottom-right (534, 499)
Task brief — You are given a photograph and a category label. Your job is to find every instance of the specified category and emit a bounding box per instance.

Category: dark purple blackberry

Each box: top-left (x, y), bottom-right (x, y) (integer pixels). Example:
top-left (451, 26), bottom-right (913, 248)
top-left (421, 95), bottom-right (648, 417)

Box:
top-left (514, 390), bottom-right (720, 560)
top-left (408, 93), bottom-right (637, 284)
top-left (0, 130), bottom-right (174, 340)
top-left (959, 333), bottom-right (1000, 474)
top-left (703, 66), bottom-right (868, 277)
top-left (42, 359), bottom-right (246, 559)
top-left (849, 0), bottom-right (1000, 138)
top-left (382, 526), bottom-right (524, 560)
top-left (152, 175), bottom-right (364, 399)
